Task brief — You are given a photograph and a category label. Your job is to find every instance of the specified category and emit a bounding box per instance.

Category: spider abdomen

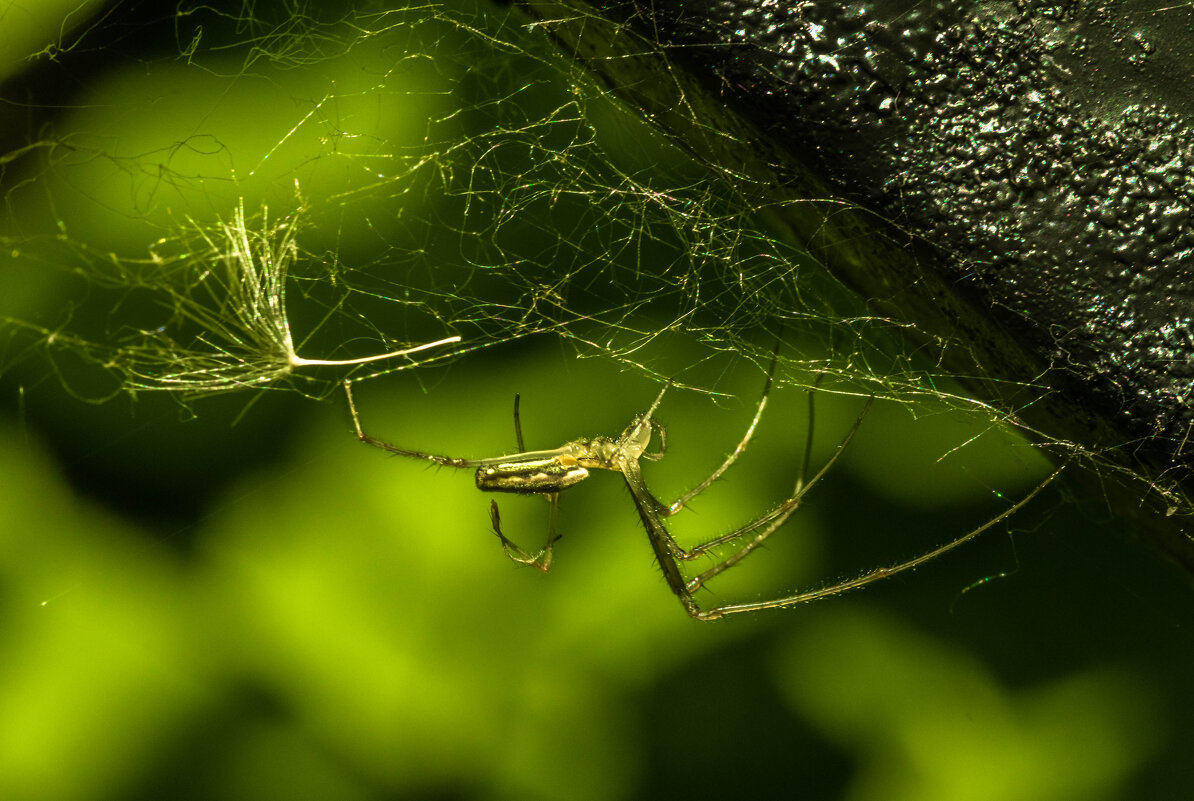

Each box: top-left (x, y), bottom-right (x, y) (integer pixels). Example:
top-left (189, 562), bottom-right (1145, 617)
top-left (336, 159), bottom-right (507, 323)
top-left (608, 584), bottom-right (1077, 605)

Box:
top-left (476, 457), bottom-right (590, 494)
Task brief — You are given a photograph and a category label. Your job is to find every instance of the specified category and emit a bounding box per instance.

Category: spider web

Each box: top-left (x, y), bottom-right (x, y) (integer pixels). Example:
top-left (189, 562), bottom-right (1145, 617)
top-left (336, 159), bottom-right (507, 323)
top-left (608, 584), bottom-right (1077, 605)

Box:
top-left (0, 4), bottom-right (948, 392)
top-left (1, 1), bottom-right (1172, 512)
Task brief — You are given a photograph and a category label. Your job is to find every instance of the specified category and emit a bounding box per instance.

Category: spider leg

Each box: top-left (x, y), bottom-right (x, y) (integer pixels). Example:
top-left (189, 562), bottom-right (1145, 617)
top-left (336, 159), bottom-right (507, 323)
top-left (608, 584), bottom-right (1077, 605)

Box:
top-left (344, 381), bottom-right (483, 468)
top-left (512, 393), bottom-right (526, 452)
top-left (489, 497), bottom-right (560, 572)
top-left (680, 393), bottom-right (871, 577)
top-left (641, 419), bottom-right (667, 461)
top-left (621, 460), bottom-right (703, 617)
top-left (691, 464), bottom-right (1065, 620)
top-left (485, 394), bottom-right (560, 571)
top-left (637, 383), bottom-right (863, 619)
top-left (662, 343), bottom-right (782, 516)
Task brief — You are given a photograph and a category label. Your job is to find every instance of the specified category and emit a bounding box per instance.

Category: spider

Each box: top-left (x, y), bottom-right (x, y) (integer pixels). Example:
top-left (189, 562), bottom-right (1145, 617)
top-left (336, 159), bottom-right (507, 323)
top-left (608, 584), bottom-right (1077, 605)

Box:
top-left (343, 356), bottom-right (1061, 620)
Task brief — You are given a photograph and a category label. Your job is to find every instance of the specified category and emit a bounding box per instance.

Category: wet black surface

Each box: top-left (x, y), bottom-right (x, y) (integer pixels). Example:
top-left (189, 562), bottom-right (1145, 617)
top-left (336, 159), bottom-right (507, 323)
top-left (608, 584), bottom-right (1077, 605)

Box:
top-left (596, 0), bottom-right (1194, 472)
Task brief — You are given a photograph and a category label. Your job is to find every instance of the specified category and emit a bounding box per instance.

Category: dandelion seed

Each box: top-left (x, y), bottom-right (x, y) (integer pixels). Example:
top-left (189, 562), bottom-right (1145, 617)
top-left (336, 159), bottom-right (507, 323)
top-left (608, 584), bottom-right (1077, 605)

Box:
top-left (120, 201), bottom-right (460, 394)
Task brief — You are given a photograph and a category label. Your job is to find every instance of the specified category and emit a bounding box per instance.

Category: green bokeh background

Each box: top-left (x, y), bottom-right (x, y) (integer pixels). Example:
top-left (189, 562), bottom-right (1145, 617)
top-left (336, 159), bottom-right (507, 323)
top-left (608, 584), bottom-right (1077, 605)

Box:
top-left (1, 2), bottom-right (1192, 800)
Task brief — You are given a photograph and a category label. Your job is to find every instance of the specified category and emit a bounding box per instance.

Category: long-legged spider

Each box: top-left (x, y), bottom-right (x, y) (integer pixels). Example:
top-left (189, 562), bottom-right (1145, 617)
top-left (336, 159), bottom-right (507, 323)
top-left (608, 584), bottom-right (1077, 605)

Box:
top-left (344, 357), bottom-right (1061, 620)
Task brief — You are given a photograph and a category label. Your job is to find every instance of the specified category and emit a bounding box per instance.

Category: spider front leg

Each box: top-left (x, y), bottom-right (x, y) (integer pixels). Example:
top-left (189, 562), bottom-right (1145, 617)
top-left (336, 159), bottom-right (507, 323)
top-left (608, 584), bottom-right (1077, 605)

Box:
top-left (681, 393), bottom-right (872, 594)
top-left (660, 344), bottom-right (782, 518)
top-left (660, 380), bottom-right (1061, 620)
top-left (649, 353), bottom-right (824, 586)
top-left (691, 464), bottom-right (1066, 619)
top-left (625, 387), bottom-right (871, 621)
top-left (620, 460), bottom-right (704, 618)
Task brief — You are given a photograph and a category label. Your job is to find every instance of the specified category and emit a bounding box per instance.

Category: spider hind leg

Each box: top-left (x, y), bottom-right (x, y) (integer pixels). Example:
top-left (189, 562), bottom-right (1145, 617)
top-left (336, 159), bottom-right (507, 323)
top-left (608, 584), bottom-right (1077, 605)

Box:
top-left (488, 498), bottom-right (560, 572)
